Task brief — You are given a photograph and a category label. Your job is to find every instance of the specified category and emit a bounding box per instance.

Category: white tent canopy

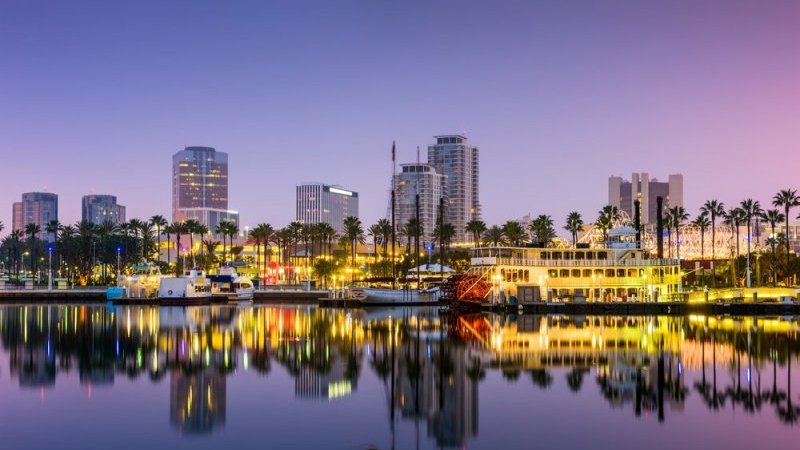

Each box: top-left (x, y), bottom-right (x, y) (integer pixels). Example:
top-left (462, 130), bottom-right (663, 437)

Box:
top-left (409, 264), bottom-right (452, 273)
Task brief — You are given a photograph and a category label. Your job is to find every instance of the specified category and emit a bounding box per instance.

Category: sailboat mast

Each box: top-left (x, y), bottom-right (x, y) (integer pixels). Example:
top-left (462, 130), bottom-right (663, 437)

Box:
top-left (415, 147), bottom-right (421, 288)
top-left (391, 141), bottom-right (397, 290)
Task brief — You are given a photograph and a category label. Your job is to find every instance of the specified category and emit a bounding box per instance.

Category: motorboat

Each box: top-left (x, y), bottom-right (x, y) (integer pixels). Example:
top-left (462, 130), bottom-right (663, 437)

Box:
top-left (351, 286), bottom-right (441, 306)
top-left (158, 269), bottom-right (212, 303)
top-left (209, 265), bottom-right (255, 302)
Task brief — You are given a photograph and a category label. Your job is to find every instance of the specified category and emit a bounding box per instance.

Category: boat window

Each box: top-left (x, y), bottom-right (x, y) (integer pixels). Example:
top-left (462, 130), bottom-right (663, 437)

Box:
top-left (575, 252), bottom-right (585, 260)
top-left (605, 269), bottom-right (615, 278)
top-left (541, 252), bottom-right (549, 260)
top-left (597, 252), bottom-right (607, 259)
top-left (582, 269), bottom-right (592, 277)
top-left (571, 269), bottom-right (581, 277)
top-left (551, 252), bottom-right (562, 259)
top-left (549, 269), bottom-right (558, 278)
top-left (563, 252), bottom-right (572, 260)
top-left (639, 269), bottom-right (645, 277)
top-left (628, 269), bottom-right (638, 277)
top-left (617, 269), bottom-right (625, 278)
top-left (560, 269), bottom-right (569, 278)
top-left (524, 270), bottom-right (530, 282)
top-left (594, 269), bottom-right (603, 277)
top-left (586, 252), bottom-right (594, 260)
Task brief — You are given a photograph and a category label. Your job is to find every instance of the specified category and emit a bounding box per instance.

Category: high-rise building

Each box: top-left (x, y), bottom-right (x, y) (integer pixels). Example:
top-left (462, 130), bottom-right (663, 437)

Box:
top-left (296, 183), bottom-right (359, 234)
top-left (12, 192), bottom-right (58, 241)
top-left (172, 146), bottom-right (239, 230)
top-left (393, 163), bottom-right (447, 244)
top-left (81, 194), bottom-right (126, 226)
top-left (608, 173), bottom-right (683, 224)
top-left (427, 135), bottom-right (480, 242)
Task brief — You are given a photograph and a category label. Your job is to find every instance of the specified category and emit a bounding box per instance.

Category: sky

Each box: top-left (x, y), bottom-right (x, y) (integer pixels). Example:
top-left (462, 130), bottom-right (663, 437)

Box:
top-left (1, 0), bottom-right (799, 235)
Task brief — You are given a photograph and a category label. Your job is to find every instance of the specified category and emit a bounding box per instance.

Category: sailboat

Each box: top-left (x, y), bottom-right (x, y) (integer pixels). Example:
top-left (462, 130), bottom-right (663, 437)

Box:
top-left (354, 143), bottom-right (444, 306)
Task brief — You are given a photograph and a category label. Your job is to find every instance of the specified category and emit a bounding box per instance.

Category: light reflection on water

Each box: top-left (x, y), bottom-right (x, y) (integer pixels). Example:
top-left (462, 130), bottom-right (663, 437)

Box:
top-left (0, 305), bottom-right (799, 449)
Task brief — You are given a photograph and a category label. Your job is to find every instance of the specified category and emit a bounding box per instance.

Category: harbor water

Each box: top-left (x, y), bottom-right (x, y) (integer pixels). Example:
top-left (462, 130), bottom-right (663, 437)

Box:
top-left (0, 303), bottom-right (798, 449)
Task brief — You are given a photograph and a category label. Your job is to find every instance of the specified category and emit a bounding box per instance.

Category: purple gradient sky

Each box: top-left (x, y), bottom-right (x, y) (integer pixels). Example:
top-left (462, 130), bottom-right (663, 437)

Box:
top-left (1, 0), bottom-right (799, 233)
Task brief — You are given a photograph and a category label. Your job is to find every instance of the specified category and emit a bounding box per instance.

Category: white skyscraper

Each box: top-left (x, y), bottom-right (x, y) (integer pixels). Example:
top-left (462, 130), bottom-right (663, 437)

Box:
top-left (393, 163), bottom-right (448, 244)
top-left (296, 183), bottom-right (359, 234)
top-left (427, 135), bottom-right (480, 242)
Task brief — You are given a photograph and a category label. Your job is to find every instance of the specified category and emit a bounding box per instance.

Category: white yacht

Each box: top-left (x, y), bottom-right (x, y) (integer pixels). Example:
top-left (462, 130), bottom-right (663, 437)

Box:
top-left (158, 269), bottom-right (212, 302)
top-left (351, 286), bottom-right (441, 306)
top-left (209, 266), bottom-right (255, 302)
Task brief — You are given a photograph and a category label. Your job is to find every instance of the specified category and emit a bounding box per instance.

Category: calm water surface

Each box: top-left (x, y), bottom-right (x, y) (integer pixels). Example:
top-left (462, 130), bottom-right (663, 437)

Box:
top-left (0, 304), bottom-right (799, 449)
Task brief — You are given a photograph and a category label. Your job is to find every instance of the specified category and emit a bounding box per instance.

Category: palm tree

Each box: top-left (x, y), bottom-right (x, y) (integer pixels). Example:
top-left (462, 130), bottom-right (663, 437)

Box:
top-left (127, 218), bottom-right (145, 260)
top-left (530, 215), bottom-right (556, 246)
top-left (596, 205), bottom-right (620, 246)
top-left (772, 189), bottom-right (800, 284)
top-left (724, 207), bottom-right (745, 285)
top-left (275, 227), bottom-right (294, 273)
top-left (343, 216), bottom-right (365, 280)
top-left (739, 199), bottom-right (763, 287)
top-left (24, 223), bottom-right (41, 280)
top-left (367, 223), bottom-right (382, 269)
top-left (45, 219), bottom-right (60, 243)
top-left (501, 220), bottom-right (527, 246)
top-left (669, 206), bottom-right (689, 260)
top-left (0, 221), bottom-right (4, 237)
top-left (163, 222), bottom-right (174, 265)
top-left (433, 222), bottom-right (456, 267)
top-left (400, 218), bottom-right (420, 262)
top-left (202, 239), bottom-right (219, 270)
top-left (252, 223), bottom-right (274, 284)
top-left (483, 225), bottom-right (505, 246)
top-left (183, 219), bottom-right (201, 267)
top-left (465, 219), bottom-right (487, 248)
top-left (196, 224), bottom-right (209, 259)
top-left (150, 215), bottom-right (168, 263)
top-left (760, 209), bottom-right (785, 285)
top-left (692, 213), bottom-right (711, 285)
top-left (700, 200), bottom-right (725, 286)
top-left (215, 220), bottom-right (238, 263)
top-left (225, 221), bottom-right (240, 261)
top-left (317, 222), bottom-right (337, 258)
top-left (664, 209), bottom-right (675, 258)
top-left (564, 211), bottom-right (584, 248)
top-left (138, 222), bottom-right (155, 262)
top-left (372, 219), bottom-right (391, 263)
top-left (171, 221), bottom-right (187, 273)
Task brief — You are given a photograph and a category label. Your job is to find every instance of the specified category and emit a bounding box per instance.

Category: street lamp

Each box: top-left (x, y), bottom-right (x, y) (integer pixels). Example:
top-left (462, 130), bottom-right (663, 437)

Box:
top-left (116, 246), bottom-right (122, 285)
top-left (47, 244), bottom-right (54, 291)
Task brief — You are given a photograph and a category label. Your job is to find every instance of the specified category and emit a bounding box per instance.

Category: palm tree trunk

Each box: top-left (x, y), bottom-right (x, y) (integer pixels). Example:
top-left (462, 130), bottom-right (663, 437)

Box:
top-left (786, 206), bottom-right (791, 285)
top-left (700, 230), bottom-right (705, 285)
top-left (711, 218), bottom-right (716, 287)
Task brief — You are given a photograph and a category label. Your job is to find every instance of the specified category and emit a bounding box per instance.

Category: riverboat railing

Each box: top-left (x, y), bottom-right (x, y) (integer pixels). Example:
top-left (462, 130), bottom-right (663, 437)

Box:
top-left (472, 257), bottom-right (679, 268)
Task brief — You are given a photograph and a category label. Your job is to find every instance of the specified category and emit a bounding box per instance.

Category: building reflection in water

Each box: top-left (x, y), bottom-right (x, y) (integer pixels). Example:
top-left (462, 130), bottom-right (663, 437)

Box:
top-left (367, 310), bottom-right (478, 448)
top-left (2, 305), bottom-right (800, 445)
top-left (170, 368), bottom-right (226, 434)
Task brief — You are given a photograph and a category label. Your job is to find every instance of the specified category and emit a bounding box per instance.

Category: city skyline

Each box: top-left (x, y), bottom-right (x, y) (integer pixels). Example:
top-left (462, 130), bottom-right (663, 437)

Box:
top-left (2, 1), bottom-right (800, 232)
